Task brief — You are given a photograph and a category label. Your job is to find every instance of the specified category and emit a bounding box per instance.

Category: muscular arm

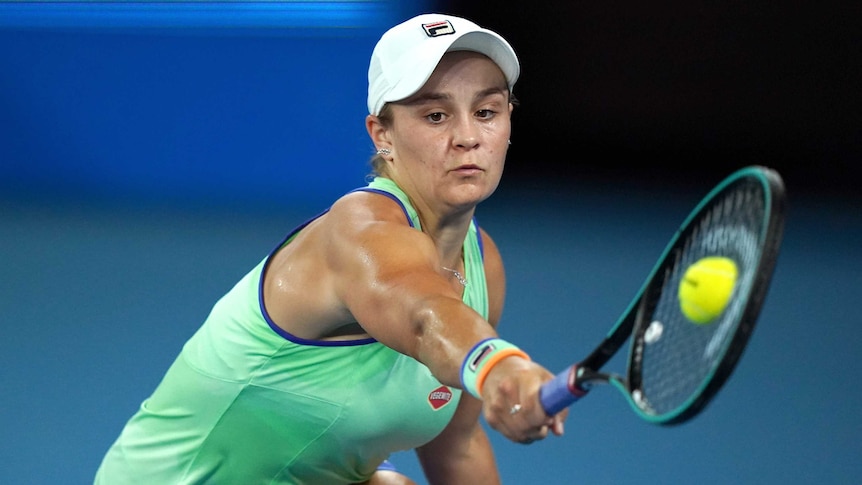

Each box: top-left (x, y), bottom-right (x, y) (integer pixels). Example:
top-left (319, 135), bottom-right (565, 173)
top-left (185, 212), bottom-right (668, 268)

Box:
top-left (326, 194), bottom-right (499, 388)
top-left (415, 228), bottom-right (505, 484)
top-left (325, 193), bottom-right (564, 448)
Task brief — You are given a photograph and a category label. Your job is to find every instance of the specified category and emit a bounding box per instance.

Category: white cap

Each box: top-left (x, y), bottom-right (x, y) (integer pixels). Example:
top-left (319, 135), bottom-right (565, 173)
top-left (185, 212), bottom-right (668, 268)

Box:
top-left (367, 13), bottom-right (520, 115)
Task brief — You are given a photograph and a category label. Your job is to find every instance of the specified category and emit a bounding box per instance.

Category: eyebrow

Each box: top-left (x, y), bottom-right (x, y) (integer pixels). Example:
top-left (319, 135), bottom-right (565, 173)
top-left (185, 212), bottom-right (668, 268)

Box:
top-left (400, 86), bottom-right (509, 107)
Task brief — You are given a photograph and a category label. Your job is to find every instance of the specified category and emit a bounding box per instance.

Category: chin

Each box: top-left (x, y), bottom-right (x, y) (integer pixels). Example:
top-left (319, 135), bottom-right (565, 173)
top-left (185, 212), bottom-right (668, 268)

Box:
top-left (454, 180), bottom-right (499, 206)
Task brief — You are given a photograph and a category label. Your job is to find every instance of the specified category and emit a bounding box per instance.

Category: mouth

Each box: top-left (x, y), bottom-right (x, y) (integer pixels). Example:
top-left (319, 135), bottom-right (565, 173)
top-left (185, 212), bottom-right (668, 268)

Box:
top-left (452, 164), bottom-right (483, 174)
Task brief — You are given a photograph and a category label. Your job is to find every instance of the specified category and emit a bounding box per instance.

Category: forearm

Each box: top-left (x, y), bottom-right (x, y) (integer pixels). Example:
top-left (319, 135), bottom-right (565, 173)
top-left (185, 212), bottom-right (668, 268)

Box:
top-left (417, 422), bottom-right (500, 485)
top-left (403, 295), bottom-right (499, 388)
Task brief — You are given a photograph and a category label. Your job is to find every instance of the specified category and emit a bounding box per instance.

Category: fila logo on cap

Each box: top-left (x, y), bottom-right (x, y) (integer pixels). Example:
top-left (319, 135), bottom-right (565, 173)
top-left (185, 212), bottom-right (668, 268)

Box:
top-left (422, 20), bottom-right (455, 37)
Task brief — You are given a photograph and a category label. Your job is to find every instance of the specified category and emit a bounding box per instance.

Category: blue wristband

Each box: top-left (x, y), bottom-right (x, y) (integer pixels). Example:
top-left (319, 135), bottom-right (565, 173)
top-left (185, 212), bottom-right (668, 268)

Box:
top-left (460, 338), bottom-right (530, 399)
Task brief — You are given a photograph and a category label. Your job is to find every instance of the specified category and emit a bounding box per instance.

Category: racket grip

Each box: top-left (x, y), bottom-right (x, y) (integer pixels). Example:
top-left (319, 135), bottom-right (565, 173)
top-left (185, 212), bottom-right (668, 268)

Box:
top-left (540, 365), bottom-right (589, 415)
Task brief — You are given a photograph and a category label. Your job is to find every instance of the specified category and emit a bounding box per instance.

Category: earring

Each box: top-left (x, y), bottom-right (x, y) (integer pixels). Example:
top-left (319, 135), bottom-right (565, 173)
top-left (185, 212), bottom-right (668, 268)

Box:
top-left (377, 148), bottom-right (391, 156)
top-left (508, 139), bottom-right (512, 145)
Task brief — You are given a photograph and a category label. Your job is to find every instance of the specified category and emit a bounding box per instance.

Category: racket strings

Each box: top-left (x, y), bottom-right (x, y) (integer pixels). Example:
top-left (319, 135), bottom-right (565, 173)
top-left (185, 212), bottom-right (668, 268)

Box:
top-left (632, 179), bottom-right (767, 416)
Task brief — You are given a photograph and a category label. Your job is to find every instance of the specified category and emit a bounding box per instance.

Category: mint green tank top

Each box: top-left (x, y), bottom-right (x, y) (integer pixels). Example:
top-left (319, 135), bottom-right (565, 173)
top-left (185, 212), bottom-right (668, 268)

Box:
top-left (95, 177), bottom-right (489, 484)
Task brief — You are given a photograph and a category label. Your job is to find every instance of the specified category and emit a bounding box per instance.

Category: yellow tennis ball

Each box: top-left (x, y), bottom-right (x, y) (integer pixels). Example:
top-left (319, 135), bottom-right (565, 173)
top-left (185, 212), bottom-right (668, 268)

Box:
top-left (678, 256), bottom-right (738, 324)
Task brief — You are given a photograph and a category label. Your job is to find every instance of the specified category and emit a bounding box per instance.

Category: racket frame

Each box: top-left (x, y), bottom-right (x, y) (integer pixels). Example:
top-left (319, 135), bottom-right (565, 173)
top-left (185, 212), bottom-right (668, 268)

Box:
top-left (541, 166), bottom-right (786, 424)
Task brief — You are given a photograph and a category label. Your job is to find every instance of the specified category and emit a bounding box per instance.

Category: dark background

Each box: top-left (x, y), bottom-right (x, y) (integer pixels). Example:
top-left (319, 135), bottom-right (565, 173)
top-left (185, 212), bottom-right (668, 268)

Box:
top-left (440, 1), bottom-right (861, 199)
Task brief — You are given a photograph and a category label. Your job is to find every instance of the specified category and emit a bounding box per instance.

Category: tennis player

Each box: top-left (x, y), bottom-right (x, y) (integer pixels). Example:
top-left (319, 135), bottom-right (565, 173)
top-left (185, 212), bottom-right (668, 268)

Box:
top-left (95, 13), bottom-right (566, 484)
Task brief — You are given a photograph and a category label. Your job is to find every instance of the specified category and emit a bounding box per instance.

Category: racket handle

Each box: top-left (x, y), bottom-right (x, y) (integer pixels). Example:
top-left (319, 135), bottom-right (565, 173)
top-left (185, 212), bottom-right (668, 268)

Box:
top-left (540, 365), bottom-right (589, 415)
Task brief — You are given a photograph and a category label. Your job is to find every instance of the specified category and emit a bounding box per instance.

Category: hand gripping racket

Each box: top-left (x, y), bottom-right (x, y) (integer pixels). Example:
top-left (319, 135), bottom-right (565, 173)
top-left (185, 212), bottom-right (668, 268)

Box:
top-left (540, 166), bottom-right (786, 425)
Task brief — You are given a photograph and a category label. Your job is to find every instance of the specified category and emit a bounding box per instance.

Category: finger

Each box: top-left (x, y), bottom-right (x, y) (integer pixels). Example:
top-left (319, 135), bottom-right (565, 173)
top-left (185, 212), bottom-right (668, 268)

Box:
top-left (509, 403), bottom-right (523, 416)
top-left (535, 424), bottom-right (549, 440)
top-left (543, 407), bottom-right (567, 436)
top-left (502, 402), bottom-right (549, 443)
top-left (551, 415), bottom-right (565, 436)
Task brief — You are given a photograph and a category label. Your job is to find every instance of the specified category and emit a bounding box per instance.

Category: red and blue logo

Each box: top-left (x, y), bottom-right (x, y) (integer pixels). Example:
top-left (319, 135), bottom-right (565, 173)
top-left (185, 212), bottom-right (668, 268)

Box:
top-left (422, 20), bottom-right (455, 38)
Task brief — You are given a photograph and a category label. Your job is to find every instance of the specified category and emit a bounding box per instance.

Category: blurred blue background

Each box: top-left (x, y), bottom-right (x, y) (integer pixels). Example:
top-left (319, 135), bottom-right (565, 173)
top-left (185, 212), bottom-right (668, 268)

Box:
top-left (2, 2), bottom-right (860, 484)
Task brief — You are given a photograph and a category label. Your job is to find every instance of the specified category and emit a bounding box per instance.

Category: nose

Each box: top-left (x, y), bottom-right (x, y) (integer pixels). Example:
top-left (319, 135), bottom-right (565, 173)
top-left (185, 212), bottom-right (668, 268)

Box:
top-left (452, 116), bottom-right (480, 150)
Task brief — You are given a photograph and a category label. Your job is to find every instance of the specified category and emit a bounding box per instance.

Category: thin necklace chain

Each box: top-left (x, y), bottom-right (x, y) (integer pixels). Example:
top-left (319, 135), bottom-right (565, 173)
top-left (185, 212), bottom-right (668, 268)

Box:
top-left (441, 266), bottom-right (468, 287)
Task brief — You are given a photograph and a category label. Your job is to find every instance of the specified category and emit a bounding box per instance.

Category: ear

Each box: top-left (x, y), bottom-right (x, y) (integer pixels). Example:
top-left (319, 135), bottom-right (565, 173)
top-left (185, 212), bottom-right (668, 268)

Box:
top-left (366, 114), bottom-right (391, 151)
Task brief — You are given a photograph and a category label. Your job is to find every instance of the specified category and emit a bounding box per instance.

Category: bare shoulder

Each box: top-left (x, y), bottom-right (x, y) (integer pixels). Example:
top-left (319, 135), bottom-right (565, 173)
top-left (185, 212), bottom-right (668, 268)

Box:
top-left (323, 191), bottom-right (439, 264)
top-left (326, 189), bottom-right (412, 230)
top-left (268, 190), bottom-right (446, 339)
top-left (478, 227), bottom-right (506, 328)
top-left (478, 227), bottom-right (503, 270)
top-left (262, 190), bottom-right (430, 341)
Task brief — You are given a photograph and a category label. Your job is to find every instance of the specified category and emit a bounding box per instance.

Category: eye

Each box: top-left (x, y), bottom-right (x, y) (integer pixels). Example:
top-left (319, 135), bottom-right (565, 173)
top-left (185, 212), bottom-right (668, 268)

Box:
top-left (426, 112), bottom-right (446, 123)
top-left (476, 109), bottom-right (496, 119)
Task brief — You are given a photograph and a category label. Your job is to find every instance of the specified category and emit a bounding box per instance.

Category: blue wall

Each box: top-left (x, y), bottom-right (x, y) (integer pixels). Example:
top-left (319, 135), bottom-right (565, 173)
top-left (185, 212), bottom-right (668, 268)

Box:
top-left (1, 1), bottom-right (429, 209)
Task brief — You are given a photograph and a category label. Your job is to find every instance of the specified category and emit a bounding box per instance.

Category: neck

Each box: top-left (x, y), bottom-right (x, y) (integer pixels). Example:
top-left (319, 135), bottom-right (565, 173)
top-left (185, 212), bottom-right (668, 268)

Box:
top-left (380, 174), bottom-right (474, 265)
top-left (422, 211), bottom-right (473, 268)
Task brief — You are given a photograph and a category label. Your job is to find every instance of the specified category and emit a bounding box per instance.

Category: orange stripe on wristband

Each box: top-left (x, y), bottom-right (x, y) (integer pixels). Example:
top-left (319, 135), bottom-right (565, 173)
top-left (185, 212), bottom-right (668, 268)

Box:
top-left (475, 348), bottom-right (531, 398)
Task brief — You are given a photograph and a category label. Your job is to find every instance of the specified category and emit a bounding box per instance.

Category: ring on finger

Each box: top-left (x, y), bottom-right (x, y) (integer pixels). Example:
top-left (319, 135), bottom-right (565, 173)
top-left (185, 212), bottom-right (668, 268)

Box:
top-left (509, 404), bottom-right (522, 415)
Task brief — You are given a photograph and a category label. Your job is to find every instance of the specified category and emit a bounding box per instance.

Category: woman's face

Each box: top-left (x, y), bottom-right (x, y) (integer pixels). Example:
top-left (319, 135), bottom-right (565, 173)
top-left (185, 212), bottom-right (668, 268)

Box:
top-left (382, 51), bottom-right (513, 213)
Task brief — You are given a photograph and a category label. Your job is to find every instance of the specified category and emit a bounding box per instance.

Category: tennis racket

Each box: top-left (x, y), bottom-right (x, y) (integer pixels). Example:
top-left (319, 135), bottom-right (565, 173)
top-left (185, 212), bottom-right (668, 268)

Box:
top-left (540, 165), bottom-right (786, 425)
